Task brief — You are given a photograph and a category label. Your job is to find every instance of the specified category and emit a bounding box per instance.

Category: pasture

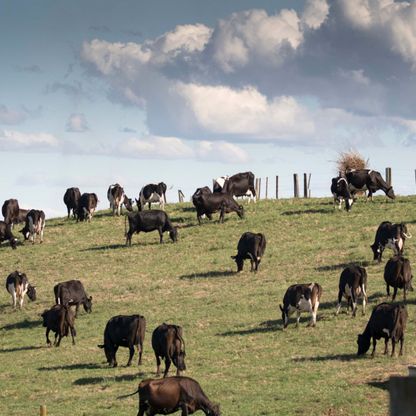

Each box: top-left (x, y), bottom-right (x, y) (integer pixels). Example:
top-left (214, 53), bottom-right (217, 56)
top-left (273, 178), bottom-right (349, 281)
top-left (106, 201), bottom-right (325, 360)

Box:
top-left (0, 196), bottom-right (415, 416)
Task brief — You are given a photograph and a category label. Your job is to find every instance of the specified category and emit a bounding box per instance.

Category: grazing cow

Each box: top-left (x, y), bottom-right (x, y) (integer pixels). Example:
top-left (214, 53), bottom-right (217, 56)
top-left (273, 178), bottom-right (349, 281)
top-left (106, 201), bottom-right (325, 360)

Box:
top-left (20, 209), bottom-right (45, 244)
top-left (2, 198), bottom-right (19, 226)
top-left (280, 283), bottom-right (323, 328)
top-left (0, 221), bottom-right (18, 249)
top-left (63, 187), bottom-right (81, 219)
top-left (152, 323), bottom-right (186, 377)
top-left (357, 303), bottom-right (407, 357)
top-left (125, 210), bottom-right (177, 246)
top-left (231, 232), bottom-right (266, 272)
top-left (136, 182), bottom-right (167, 211)
top-left (220, 171), bottom-right (256, 203)
top-left (331, 176), bottom-right (353, 211)
top-left (346, 169), bottom-right (395, 200)
top-left (135, 377), bottom-right (221, 416)
top-left (107, 183), bottom-right (133, 216)
top-left (336, 265), bottom-right (368, 317)
top-left (5, 271), bottom-right (36, 309)
top-left (41, 304), bottom-right (76, 347)
top-left (98, 314), bottom-right (146, 367)
top-left (77, 193), bottom-right (98, 222)
top-left (384, 255), bottom-right (413, 301)
top-left (370, 221), bottom-right (411, 262)
top-left (192, 192), bottom-right (244, 224)
top-left (53, 280), bottom-right (92, 317)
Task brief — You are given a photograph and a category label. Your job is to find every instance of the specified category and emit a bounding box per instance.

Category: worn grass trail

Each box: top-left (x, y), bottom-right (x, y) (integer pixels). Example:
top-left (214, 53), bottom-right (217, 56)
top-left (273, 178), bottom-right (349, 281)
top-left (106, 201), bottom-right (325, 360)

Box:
top-left (0, 196), bottom-right (415, 415)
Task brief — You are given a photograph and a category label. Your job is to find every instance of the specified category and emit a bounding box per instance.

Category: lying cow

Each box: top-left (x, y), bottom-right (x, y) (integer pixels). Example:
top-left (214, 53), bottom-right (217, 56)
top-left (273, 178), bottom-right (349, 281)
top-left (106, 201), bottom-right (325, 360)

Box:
top-left (6, 271), bottom-right (36, 309)
top-left (77, 192), bottom-right (98, 222)
top-left (192, 192), bottom-right (244, 224)
top-left (63, 187), bottom-right (81, 219)
top-left (125, 210), bottom-right (177, 246)
top-left (98, 314), bottom-right (146, 367)
top-left (231, 232), bottom-right (266, 272)
top-left (335, 265), bottom-right (368, 317)
top-left (2, 198), bottom-right (19, 226)
top-left (20, 209), bottom-right (45, 244)
top-left (371, 221), bottom-right (411, 262)
top-left (54, 280), bottom-right (92, 317)
top-left (107, 183), bottom-right (133, 216)
top-left (0, 221), bottom-right (18, 249)
top-left (41, 304), bottom-right (76, 347)
top-left (384, 255), bottom-right (413, 301)
top-left (152, 323), bottom-right (186, 377)
top-left (137, 182), bottom-right (167, 211)
top-left (280, 283), bottom-right (323, 328)
top-left (346, 169), bottom-right (395, 201)
top-left (135, 377), bottom-right (221, 416)
top-left (331, 176), bottom-right (353, 211)
top-left (357, 303), bottom-right (407, 357)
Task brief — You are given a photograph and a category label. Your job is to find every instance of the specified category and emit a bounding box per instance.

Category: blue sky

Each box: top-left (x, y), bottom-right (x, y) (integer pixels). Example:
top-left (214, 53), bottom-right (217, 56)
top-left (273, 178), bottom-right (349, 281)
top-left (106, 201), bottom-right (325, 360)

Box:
top-left (1, 0), bottom-right (416, 217)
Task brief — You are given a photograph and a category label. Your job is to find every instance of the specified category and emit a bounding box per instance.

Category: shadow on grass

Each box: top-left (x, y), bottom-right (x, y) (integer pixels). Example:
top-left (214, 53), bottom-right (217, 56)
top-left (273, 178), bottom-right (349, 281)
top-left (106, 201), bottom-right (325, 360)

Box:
top-left (281, 209), bottom-right (331, 216)
top-left (1, 319), bottom-right (41, 331)
top-left (81, 243), bottom-right (126, 252)
top-left (39, 363), bottom-right (102, 371)
top-left (367, 379), bottom-right (389, 391)
top-left (0, 345), bottom-right (44, 353)
top-left (292, 353), bottom-right (357, 362)
top-left (73, 372), bottom-right (145, 385)
top-left (218, 319), bottom-right (281, 336)
top-left (315, 261), bottom-right (371, 272)
top-left (179, 270), bottom-right (235, 280)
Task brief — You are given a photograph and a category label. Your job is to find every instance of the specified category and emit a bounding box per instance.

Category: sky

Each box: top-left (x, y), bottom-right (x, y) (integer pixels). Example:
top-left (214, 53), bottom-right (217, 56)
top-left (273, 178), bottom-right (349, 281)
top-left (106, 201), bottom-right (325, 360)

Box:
top-left (1, 0), bottom-right (416, 218)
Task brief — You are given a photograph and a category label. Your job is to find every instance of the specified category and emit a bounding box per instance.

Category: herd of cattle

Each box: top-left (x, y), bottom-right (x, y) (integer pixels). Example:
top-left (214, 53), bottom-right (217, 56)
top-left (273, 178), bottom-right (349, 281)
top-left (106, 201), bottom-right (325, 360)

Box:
top-left (1, 168), bottom-right (414, 415)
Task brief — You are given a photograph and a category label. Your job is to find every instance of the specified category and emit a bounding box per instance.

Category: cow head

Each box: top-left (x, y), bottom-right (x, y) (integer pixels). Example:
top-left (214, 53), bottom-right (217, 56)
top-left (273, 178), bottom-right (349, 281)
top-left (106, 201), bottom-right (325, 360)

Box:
top-left (231, 255), bottom-right (244, 272)
top-left (357, 333), bottom-right (371, 355)
top-left (237, 205), bottom-right (244, 219)
top-left (83, 296), bottom-right (93, 313)
top-left (27, 284), bottom-right (37, 301)
top-left (386, 187), bottom-right (395, 200)
top-left (399, 223), bottom-right (412, 240)
top-left (10, 237), bottom-right (17, 249)
top-left (19, 227), bottom-right (30, 240)
top-left (135, 198), bottom-right (143, 211)
top-left (173, 350), bottom-right (186, 373)
top-left (279, 304), bottom-right (289, 328)
top-left (207, 404), bottom-right (221, 416)
top-left (406, 275), bottom-right (414, 292)
top-left (370, 243), bottom-right (383, 262)
top-left (169, 227), bottom-right (178, 242)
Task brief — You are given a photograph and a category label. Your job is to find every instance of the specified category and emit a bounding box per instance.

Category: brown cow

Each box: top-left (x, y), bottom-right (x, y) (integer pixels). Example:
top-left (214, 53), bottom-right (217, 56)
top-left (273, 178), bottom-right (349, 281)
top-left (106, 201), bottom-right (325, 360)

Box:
top-left (41, 304), bottom-right (76, 347)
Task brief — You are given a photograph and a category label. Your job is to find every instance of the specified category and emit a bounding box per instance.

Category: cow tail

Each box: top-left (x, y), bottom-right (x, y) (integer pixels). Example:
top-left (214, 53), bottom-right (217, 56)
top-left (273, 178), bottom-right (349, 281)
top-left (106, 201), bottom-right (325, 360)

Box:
top-left (117, 388), bottom-right (140, 399)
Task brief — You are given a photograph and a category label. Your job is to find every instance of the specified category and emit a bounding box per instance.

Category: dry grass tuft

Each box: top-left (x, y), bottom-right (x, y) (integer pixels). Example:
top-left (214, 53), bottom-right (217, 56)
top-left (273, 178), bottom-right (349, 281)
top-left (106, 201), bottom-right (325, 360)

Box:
top-left (336, 150), bottom-right (369, 175)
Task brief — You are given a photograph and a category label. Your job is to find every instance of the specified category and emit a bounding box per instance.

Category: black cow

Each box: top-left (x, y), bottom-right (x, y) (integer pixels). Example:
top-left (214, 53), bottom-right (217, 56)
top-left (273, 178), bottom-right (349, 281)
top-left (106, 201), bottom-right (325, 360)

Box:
top-left (336, 265), bottom-right (368, 317)
top-left (2, 198), bottom-right (19, 226)
top-left (0, 221), bottom-right (17, 249)
top-left (231, 232), bottom-right (266, 272)
top-left (16, 209), bottom-right (29, 224)
top-left (346, 169), bottom-right (395, 200)
top-left (221, 171), bottom-right (256, 203)
top-left (384, 255), bottom-right (413, 301)
top-left (357, 303), bottom-right (407, 357)
top-left (331, 176), bottom-right (353, 211)
top-left (20, 209), bottom-right (45, 244)
top-left (152, 323), bottom-right (186, 377)
top-left (192, 192), bottom-right (244, 224)
top-left (6, 271), bottom-right (36, 309)
top-left (98, 314), bottom-right (146, 367)
top-left (370, 221), bottom-right (411, 262)
top-left (63, 187), bottom-right (81, 219)
top-left (77, 193), bottom-right (98, 222)
top-left (135, 377), bottom-right (221, 416)
top-left (280, 283), bottom-right (323, 328)
top-left (107, 183), bottom-right (133, 216)
top-left (53, 280), bottom-right (92, 317)
top-left (41, 304), bottom-right (76, 347)
top-left (125, 210), bottom-right (177, 246)
top-left (137, 182), bottom-right (167, 211)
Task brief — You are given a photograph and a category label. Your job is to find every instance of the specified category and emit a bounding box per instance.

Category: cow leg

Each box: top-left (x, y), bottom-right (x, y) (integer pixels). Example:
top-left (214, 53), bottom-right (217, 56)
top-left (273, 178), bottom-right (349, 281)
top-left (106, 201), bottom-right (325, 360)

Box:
top-left (310, 302), bottom-right (319, 327)
top-left (159, 227), bottom-right (163, 244)
top-left (403, 287), bottom-right (407, 302)
top-left (371, 338), bottom-right (377, 357)
top-left (163, 358), bottom-right (171, 378)
top-left (386, 284), bottom-right (390, 297)
top-left (180, 403), bottom-right (189, 416)
top-left (126, 231), bottom-right (133, 246)
top-left (255, 258), bottom-right (260, 271)
top-left (127, 346), bottom-right (135, 366)
top-left (19, 294), bottom-right (24, 309)
top-left (155, 353), bottom-right (161, 376)
top-left (391, 339), bottom-right (396, 357)
top-left (55, 333), bottom-right (62, 347)
top-left (137, 343), bottom-right (142, 365)
top-left (10, 289), bottom-right (17, 308)
top-left (399, 336), bottom-right (404, 356)
top-left (67, 207), bottom-right (71, 219)
top-left (46, 329), bottom-right (52, 346)
top-left (250, 259), bottom-right (254, 272)
top-left (295, 311), bottom-right (301, 328)
top-left (351, 292), bottom-right (357, 318)
top-left (75, 304), bottom-right (79, 318)
top-left (219, 206), bottom-right (225, 223)
top-left (392, 286), bottom-right (398, 301)
top-left (335, 290), bottom-right (343, 315)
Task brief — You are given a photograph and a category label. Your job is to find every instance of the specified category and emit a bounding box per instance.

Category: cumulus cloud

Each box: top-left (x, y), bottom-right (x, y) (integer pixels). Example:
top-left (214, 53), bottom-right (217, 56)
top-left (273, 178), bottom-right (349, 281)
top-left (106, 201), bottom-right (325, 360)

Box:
top-left (66, 113), bottom-right (89, 132)
top-left (301, 0), bottom-right (329, 29)
top-left (0, 129), bottom-right (59, 150)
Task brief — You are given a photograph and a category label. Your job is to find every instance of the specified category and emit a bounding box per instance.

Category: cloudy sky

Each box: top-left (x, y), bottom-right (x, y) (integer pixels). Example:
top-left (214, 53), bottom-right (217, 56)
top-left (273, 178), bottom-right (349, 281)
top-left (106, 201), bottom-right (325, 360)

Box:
top-left (1, 0), bottom-right (416, 217)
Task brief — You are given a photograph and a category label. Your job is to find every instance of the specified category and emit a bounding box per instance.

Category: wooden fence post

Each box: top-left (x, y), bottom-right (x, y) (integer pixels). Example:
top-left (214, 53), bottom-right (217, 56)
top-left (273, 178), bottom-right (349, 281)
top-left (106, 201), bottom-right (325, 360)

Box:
top-left (265, 177), bottom-right (268, 199)
top-left (178, 190), bottom-right (184, 203)
top-left (303, 173), bottom-right (308, 198)
top-left (255, 178), bottom-right (259, 198)
top-left (386, 167), bottom-right (392, 187)
top-left (258, 178), bottom-right (262, 199)
top-left (275, 176), bottom-right (279, 199)
top-left (293, 174), bottom-right (299, 198)
top-left (308, 173), bottom-right (312, 198)
top-left (40, 405), bottom-right (47, 416)
top-left (390, 376), bottom-right (416, 416)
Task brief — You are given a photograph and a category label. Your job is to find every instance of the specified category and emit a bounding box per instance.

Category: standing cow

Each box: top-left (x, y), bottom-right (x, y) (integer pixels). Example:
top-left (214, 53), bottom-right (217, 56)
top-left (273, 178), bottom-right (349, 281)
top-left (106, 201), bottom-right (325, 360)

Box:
top-left (5, 271), bottom-right (36, 309)
top-left (384, 255), bottom-right (413, 301)
top-left (77, 193), bottom-right (98, 222)
top-left (63, 187), bottom-right (81, 219)
top-left (217, 171), bottom-right (256, 203)
top-left (2, 198), bottom-right (20, 226)
top-left (137, 182), bottom-right (167, 211)
top-left (107, 183), bottom-right (133, 216)
top-left (41, 304), bottom-right (76, 347)
top-left (98, 314), bottom-right (146, 367)
top-left (20, 209), bottom-right (45, 244)
top-left (231, 232), bottom-right (266, 272)
top-left (346, 169), bottom-right (395, 201)
top-left (54, 280), bottom-right (92, 317)
top-left (0, 221), bottom-right (18, 249)
top-left (331, 176), bottom-right (353, 211)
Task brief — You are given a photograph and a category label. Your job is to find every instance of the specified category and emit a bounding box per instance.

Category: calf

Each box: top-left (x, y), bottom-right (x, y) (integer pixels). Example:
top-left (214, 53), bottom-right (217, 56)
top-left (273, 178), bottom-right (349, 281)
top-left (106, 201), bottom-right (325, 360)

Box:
top-left (63, 187), bottom-right (81, 219)
top-left (136, 377), bottom-right (221, 416)
top-left (41, 304), bottom-right (76, 347)
top-left (2, 198), bottom-right (19, 226)
top-left (5, 271), bottom-right (36, 309)
top-left (336, 265), bottom-right (368, 317)
top-left (384, 255), bottom-right (413, 301)
top-left (53, 280), bottom-right (92, 317)
top-left (371, 221), bottom-right (411, 262)
top-left (151, 323), bottom-right (186, 377)
top-left (280, 283), bottom-right (323, 328)
top-left (357, 303), bottom-right (407, 357)
top-left (331, 176), bottom-right (353, 211)
top-left (77, 193), bottom-right (98, 222)
top-left (20, 209), bottom-right (45, 244)
top-left (231, 232), bottom-right (266, 272)
top-left (0, 221), bottom-right (18, 249)
top-left (137, 182), bottom-right (167, 211)
top-left (125, 210), bottom-right (177, 246)
top-left (107, 183), bottom-right (133, 216)
top-left (98, 314), bottom-right (146, 367)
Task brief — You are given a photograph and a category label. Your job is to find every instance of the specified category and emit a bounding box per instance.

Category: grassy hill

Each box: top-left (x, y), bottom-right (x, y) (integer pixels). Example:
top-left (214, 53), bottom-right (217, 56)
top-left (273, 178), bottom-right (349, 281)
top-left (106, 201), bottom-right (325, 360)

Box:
top-left (1, 196), bottom-right (415, 416)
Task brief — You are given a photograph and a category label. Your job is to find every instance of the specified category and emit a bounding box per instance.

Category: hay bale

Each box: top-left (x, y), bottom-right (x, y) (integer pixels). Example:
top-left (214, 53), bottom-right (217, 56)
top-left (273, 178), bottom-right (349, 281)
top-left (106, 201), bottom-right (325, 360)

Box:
top-left (336, 150), bottom-right (369, 175)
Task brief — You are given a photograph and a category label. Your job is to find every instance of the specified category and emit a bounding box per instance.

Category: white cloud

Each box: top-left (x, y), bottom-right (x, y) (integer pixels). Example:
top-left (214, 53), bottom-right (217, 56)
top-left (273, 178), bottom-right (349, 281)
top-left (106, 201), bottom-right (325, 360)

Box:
top-left (66, 113), bottom-right (89, 132)
top-left (196, 140), bottom-right (249, 163)
top-left (0, 105), bottom-right (27, 125)
top-left (339, 68), bottom-right (370, 85)
top-left (301, 0), bottom-right (329, 29)
top-left (0, 129), bottom-right (59, 150)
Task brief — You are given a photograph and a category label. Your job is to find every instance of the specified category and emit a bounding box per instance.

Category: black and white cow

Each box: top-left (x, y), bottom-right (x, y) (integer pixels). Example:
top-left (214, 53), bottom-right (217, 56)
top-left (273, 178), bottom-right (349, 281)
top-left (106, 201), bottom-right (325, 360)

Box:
top-left (330, 176), bottom-right (353, 211)
top-left (77, 193), bottom-right (98, 222)
top-left (20, 209), bottom-right (45, 244)
top-left (63, 187), bottom-right (81, 219)
top-left (280, 283), bottom-right (323, 328)
top-left (107, 183), bottom-right (133, 216)
top-left (0, 221), bottom-right (18, 249)
top-left (136, 183), bottom-right (167, 211)
top-left (336, 265), bottom-right (368, 317)
top-left (2, 198), bottom-right (20, 226)
top-left (370, 221), bottom-right (411, 262)
top-left (215, 172), bottom-right (256, 203)
top-left (231, 232), bottom-right (266, 272)
top-left (384, 255), bottom-right (413, 301)
top-left (346, 169), bottom-right (395, 201)
top-left (53, 280), bottom-right (92, 317)
top-left (5, 271), bottom-right (36, 309)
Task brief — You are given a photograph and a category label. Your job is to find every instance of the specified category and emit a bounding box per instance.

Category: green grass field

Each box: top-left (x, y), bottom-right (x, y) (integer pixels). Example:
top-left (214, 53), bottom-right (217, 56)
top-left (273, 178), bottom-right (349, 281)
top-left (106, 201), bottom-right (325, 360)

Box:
top-left (1, 196), bottom-right (415, 415)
